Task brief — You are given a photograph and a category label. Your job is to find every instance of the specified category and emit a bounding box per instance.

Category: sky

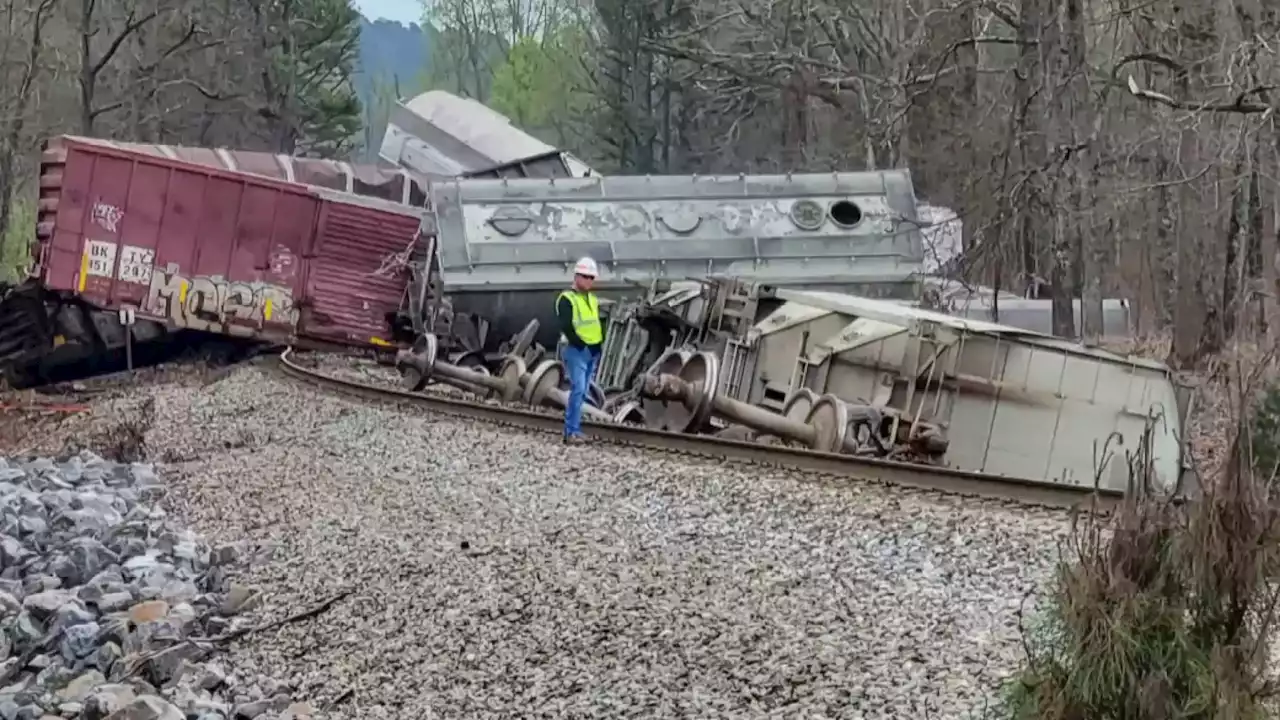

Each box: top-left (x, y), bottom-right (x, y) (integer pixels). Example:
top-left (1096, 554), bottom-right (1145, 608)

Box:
top-left (353, 0), bottom-right (422, 25)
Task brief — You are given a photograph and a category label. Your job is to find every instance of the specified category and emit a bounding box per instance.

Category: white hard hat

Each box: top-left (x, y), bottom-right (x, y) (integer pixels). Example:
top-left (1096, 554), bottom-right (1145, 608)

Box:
top-left (573, 257), bottom-right (598, 277)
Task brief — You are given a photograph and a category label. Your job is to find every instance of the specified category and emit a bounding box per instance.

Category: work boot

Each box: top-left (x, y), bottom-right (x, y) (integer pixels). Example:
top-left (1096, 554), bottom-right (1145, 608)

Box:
top-left (562, 434), bottom-right (587, 446)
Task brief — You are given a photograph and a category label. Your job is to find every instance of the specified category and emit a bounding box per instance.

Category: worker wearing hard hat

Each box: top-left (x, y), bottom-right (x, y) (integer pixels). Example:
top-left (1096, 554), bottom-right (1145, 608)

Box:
top-left (557, 257), bottom-right (605, 444)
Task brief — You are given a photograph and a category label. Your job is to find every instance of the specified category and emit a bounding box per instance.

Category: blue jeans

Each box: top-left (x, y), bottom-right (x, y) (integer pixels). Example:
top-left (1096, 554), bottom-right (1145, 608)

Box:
top-left (562, 344), bottom-right (598, 437)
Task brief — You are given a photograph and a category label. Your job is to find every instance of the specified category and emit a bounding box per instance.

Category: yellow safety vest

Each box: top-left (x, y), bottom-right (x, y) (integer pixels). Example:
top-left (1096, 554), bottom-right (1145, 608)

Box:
top-left (558, 290), bottom-right (602, 345)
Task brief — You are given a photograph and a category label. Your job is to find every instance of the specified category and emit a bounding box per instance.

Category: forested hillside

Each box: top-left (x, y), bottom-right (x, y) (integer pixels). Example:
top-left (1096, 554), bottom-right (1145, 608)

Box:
top-left (0, 0), bottom-right (372, 277)
top-left (355, 16), bottom-right (431, 161)
top-left (418, 0), bottom-right (1280, 369)
top-left (2, 0), bottom-right (1279, 370)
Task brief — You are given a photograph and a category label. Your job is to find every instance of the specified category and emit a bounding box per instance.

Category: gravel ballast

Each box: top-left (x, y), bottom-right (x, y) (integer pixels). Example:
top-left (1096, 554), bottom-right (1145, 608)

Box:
top-left (22, 361), bottom-right (1073, 718)
top-left (0, 451), bottom-right (308, 719)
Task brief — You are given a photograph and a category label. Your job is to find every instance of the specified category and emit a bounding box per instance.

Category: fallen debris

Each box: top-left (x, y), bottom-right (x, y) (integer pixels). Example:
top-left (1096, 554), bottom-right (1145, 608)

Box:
top-left (0, 401), bottom-right (90, 413)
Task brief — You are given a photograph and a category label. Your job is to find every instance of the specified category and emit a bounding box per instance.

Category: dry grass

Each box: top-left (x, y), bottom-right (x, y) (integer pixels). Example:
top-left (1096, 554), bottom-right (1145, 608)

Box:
top-left (997, 344), bottom-right (1280, 720)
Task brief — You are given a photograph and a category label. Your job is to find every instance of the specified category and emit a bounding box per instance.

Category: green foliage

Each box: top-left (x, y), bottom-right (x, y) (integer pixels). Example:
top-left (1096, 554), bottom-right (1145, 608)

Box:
top-left (359, 73), bottom-right (406, 161)
top-left (998, 521), bottom-right (1218, 719)
top-left (488, 30), bottom-right (591, 149)
top-left (1, 200), bottom-right (33, 283)
top-left (422, 0), bottom-right (509, 102)
top-left (587, 0), bottom-right (684, 173)
top-left (1250, 383), bottom-right (1280, 478)
top-left (300, 82), bottom-right (364, 156)
top-left (421, 0), bottom-right (600, 159)
top-left (260, 0), bottom-right (364, 157)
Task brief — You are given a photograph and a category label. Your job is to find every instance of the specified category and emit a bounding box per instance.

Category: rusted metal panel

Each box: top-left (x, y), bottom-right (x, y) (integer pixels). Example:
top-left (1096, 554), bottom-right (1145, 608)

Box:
top-left (34, 136), bottom-right (422, 349)
top-left (42, 136), bottom-right (429, 208)
top-left (305, 202), bottom-right (421, 346)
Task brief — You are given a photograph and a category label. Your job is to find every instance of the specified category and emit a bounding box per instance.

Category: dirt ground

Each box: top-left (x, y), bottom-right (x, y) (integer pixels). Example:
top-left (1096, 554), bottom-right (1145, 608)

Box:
top-left (0, 361), bottom-right (232, 459)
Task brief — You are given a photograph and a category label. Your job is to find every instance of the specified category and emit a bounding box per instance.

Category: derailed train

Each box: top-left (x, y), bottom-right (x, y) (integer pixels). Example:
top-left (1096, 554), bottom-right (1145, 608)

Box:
top-left (0, 131), bottom-right (1191, 492)
top-left (571, 276), bottom-right (1191, 495)
top-left (0, 135), bottom-right (927, 385)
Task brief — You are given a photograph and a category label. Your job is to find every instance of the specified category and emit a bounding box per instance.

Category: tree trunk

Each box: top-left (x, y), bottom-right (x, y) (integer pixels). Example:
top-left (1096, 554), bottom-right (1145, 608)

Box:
top-left (0, 0), bottom-right (55, 266)
top-left (1245, 161), bottom-right (1265, 335)
top-left (1039, 0), bottom-right (1082, 339)
top-left (1170, 114), bottom-right (1202, 368)
top-left (79, 0), bottom-right (96, 135)
top-left (1062, 0), bottom-right (1100, 342)
top-left (1222, 141), bottom-right (1244, 341)
top-left (1166, 0), bottom-right (1220, 368)
top-left (1012, 0), bottom-right (1047, 299)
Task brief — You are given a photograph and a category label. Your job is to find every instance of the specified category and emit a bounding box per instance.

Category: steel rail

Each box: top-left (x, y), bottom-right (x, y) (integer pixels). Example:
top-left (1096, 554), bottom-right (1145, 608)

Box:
top-left (275, 348), bottom-right (1123, 512)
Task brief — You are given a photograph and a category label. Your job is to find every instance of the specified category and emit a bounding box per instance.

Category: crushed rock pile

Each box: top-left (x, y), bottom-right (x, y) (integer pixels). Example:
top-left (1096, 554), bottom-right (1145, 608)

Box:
top-left (0, 452), bottom-right (311, 720)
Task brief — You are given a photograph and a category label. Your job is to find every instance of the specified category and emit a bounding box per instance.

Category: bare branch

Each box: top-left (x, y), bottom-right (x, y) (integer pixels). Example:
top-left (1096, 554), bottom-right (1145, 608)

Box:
top-left (1111, 52), bottom-right (1274, 114)
top-left (137, 21), bottom-right (206, 75)
top-left (89, 101), bottom-right (124, 119)
top-left (91, 11), bottom-right (159, 77)
top-left (1125, 73), bottom-right (1275, 114)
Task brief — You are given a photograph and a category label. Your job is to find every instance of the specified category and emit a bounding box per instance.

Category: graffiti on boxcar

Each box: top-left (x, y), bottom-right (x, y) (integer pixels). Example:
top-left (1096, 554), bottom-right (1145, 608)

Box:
top-left (92, 201), bottom-right (122, 233)
top-left (269, 246), bottom-right (296, 276)
top-left (144, 267), bottom-right (299, 337)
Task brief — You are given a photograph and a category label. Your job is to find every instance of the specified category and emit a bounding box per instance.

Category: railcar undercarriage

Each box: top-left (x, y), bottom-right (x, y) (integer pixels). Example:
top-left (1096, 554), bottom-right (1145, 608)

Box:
top-left (393, 276), bottom-right (1186, 493)
top-left (0, 282), bottom-right (258, 388)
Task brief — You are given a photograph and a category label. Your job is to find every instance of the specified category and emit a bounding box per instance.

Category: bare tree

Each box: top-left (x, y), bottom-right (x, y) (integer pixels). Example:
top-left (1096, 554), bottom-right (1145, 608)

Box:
top-left (552, 0), bottom-right (1277, 364)
top-left (77, 0), bottom-right (158, 134)
top-left (0, 0), bottom-right (371, 277)
top-left (0, 0), bottom-right (59, 268)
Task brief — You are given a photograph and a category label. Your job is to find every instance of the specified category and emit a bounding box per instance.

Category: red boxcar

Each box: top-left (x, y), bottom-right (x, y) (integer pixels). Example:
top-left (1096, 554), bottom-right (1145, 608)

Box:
top-left (33, 136), bottom-right (425, 350)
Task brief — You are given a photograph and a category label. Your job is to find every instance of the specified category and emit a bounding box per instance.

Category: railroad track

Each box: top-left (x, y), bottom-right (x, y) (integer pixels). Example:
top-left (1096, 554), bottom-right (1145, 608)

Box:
top-left (276, 347), bottom-right (1124, 511)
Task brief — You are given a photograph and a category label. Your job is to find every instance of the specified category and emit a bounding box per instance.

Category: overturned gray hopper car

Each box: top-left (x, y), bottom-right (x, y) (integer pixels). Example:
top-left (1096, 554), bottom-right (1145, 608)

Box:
top-left (426, 171), bottom-right (928, 349)
top-left (378, 90), bottom-right (593, 180)
top-left (595, 277), bottom-right (1189, 494)
top-left (378, 91), bottom-right (929, 352)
